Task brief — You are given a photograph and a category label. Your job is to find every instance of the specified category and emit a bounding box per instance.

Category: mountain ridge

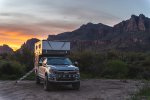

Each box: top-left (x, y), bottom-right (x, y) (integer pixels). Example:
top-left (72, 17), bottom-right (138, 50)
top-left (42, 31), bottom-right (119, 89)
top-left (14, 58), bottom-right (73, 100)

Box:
top-left (1, 14), bottom-right (150, 53)
top-left (48, 22), bottom-right (113, 41)
top-left (47, 14), bottom-right (150, 52)
top-left (48, 14), bottom-right (150, 41)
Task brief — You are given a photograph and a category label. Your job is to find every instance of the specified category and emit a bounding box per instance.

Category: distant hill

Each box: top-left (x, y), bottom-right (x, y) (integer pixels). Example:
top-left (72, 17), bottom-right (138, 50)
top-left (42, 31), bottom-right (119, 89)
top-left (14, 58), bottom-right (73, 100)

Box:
top-left (20, 38), bottom-right (40, 52)
top-left (0, 45), bottom-right (13, 54)
top-left (47, 14), bottom-right (150, 52)
top-left (48, 22), bottom-right (113, 41)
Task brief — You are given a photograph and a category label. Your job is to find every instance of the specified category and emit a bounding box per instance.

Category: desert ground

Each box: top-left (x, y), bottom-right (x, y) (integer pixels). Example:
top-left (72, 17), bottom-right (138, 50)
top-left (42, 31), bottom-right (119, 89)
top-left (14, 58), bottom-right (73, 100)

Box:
top-left (0, 79), bottom-right (144, 100)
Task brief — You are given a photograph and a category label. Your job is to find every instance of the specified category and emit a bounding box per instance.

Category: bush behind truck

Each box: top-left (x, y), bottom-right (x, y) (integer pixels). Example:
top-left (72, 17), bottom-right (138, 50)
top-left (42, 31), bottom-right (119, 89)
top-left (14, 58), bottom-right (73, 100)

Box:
top-left (34, 40), bottom-right (80, 91)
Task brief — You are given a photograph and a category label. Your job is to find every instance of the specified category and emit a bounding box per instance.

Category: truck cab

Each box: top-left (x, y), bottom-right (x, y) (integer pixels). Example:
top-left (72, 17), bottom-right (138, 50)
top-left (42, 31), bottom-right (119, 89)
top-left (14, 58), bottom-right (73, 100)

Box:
top-left (34, 40), bottom-right (80, 91)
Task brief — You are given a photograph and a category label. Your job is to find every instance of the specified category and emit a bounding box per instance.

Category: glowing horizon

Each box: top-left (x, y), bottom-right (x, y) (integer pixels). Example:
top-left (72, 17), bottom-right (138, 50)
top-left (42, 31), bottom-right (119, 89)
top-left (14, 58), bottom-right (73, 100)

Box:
top-left (0, 32), bottom-right (44, 51)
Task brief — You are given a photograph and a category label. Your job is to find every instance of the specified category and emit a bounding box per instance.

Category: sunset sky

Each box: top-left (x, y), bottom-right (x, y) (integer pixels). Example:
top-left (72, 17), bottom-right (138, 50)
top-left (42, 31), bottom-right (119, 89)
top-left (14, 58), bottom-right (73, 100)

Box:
top-left (0, 0), bottom-right (150, 50)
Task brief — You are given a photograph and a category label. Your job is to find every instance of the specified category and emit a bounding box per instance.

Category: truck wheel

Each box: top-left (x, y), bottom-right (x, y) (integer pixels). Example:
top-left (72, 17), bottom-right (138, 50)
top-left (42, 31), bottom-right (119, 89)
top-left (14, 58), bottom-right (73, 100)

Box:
top-left (44, 75), bottom-right (51, 91)
top-left (72, 82), bottom-right (80, 90)
top-left (35, 75), bottom-right (40, 84)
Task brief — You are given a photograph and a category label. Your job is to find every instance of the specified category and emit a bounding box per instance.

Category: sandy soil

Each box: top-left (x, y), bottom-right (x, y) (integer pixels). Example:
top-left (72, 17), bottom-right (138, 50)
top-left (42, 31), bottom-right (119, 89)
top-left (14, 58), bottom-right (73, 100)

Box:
top-left (0, 80), bottom-right (144, 100)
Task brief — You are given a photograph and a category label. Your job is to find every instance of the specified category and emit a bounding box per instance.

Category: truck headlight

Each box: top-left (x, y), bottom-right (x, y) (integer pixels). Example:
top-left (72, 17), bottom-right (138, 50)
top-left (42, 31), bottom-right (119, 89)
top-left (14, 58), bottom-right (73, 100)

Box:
top-left (75, 69), bottom-right (80, 74)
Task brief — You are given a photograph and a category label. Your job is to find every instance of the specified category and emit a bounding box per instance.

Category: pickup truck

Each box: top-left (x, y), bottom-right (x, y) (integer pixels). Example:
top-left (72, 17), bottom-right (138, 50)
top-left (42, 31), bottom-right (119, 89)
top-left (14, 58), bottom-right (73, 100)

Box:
top-left (34, 40), bottom-right (80, 91)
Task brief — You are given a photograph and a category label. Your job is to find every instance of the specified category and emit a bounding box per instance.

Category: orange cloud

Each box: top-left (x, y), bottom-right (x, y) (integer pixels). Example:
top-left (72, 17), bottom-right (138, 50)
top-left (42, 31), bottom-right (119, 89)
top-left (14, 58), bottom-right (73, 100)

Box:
top-left (0, 31), bottom-right (45, 51)
top-left (0, 19), bottom-right (80, 51)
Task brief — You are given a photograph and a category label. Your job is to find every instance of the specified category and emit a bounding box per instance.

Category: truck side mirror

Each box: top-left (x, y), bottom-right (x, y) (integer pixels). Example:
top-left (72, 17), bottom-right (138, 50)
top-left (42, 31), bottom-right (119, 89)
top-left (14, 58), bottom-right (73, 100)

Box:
top-left (74, 61), bottom-right (78, 66)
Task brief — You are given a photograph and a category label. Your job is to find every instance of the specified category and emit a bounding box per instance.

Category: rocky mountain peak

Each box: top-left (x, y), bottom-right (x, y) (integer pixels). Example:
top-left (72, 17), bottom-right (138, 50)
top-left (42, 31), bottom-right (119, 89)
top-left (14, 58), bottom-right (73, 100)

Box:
top-left (138, 14), bottom-right (146, 31)
top-left (114, 14), bottom-right (149, 32)
top-left (80, 23), bottom-right (100, 29)
top-left (0, 44), bottom-right (13, 54)
top-left (139, 14), bottom-right (145, 19)
top-left (80, 22), bottom-right (112, 29)
top-left (20, 38), bottom-right (40, 51)
top-left (131, 15), bottom-right (138, 19)
top-left (126, 15), bottom-right (138, 32)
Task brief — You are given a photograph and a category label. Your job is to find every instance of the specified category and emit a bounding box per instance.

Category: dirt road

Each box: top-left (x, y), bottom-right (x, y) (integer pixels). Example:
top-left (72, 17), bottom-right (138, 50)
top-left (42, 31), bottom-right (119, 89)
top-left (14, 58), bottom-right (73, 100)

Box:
top-left (0, 80), bottom-right (143, 100)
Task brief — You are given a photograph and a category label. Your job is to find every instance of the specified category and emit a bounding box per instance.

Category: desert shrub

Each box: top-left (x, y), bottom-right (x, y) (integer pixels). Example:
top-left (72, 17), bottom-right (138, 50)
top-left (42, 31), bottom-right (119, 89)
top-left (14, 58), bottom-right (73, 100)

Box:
top-left (140, 58), bottom-right (150, 79)
top-left (103, 60), bottom-right (128, 78)
top-left (125, 52), bottom-right (146, 63)
top-left (0, 56), bottom-right (2, 60)
top-left (127, 64), bottom-right (143, 79)
top-left (107, 51), bottom-right (119, 60)
top-left (12, 46), bottom-right (34, 72)
top-left (1, 50), bottom-right (150, 80)
top-left (67, 52), bottom-right (150, 79)
top-left (70, 52), bottom-right (105, 76)
top-left (127, 55), bottom-right (150, 79)
top-left (0, 60), bottom-right (25, 80)
top-left (0, 47), bottom-right (36, 80)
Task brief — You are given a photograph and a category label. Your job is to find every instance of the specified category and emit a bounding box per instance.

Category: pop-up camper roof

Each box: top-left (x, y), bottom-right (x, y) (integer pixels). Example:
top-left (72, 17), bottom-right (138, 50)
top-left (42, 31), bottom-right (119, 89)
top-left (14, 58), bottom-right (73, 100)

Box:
top-left (35, 40), bottom-right (70, 56)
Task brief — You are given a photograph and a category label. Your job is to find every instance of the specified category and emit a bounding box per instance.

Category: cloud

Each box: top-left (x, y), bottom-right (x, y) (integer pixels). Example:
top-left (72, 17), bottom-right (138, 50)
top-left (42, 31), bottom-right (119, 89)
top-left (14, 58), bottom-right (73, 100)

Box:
top-left (58, 6), bottom-right (121, 26)
top-left (0, 12), bottom-right (33, 18)
top-left (0, 17), bottom-right (81, 50)
top-left (2, 0), bottom-right (121, 25)
top-left (0, 32), bottom-right (30, 50)
top-left (0, 0), bottom-right (121, 50)
top-left (0, 19), bottom-right (80, 34)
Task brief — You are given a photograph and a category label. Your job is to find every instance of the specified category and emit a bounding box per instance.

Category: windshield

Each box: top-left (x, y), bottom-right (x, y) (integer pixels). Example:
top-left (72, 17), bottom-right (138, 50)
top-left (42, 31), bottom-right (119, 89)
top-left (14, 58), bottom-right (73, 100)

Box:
top-left (47, 57), bottom-right (73, 65)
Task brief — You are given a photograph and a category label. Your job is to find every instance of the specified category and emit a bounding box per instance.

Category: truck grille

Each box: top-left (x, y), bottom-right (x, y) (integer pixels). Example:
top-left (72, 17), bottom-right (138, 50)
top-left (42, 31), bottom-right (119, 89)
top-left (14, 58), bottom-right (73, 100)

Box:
top-left (55, 71), bottom-right (76, 81)
top-left (57, 78), bottom-right (75, 81)
top-left (55, 71), bottom-right (76, 74)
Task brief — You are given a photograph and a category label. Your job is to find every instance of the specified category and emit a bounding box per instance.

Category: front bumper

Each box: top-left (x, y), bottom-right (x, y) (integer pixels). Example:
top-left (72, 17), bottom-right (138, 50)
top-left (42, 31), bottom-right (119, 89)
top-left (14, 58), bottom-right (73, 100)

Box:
top-left (48, 74), bottom-right (80, 84)
top-left (48, 80), bottom-right (80, 85)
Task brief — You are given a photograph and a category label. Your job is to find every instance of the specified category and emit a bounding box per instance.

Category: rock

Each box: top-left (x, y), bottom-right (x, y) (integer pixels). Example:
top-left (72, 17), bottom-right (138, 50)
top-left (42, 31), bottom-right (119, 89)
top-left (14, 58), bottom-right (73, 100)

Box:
top-left (19, 38), bottom-right (40, 52)
top-left (126, 15), bottom-right (138, 32)
top-left (114, 14), bottom-right (150, 32)
top-left (0, 44), bottom-right (13, 54)
top-left (138, 14), bottom-right (146, 31)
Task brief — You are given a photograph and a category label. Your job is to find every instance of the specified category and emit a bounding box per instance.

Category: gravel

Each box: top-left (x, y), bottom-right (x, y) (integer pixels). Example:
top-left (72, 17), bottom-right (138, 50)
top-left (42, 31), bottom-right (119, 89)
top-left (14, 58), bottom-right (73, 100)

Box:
top-left (0, 79), bottom-right (144, 100)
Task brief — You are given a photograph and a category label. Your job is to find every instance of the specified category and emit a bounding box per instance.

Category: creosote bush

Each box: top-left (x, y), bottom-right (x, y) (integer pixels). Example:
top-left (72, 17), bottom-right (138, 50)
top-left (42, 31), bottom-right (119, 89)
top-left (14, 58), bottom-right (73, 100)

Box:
top-left (70, 51), bottom-right (150, 79)
top-left (1, 50), bottom-right (150, 80)
top-left (0, 60), bottom-right (25, 80)
top-left (103, 60), bottom-right (128, 78)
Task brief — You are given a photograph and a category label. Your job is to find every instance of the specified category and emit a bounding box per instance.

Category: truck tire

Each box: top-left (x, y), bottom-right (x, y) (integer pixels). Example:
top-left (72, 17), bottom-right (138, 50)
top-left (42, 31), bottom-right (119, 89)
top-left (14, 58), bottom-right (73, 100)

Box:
top-left (72, 82), bottom-right (80, 90)
top-left (44, 75), bottom-right (52, 91)
top-left (35, 75), bottom-right (40, 84)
